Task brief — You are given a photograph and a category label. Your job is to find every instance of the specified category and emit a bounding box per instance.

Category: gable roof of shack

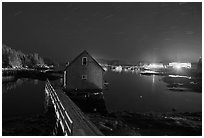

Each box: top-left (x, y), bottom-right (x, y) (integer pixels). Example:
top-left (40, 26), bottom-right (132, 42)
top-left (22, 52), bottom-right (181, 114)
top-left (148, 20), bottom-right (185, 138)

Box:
top-left (65, 50), bottom-right (105, 72)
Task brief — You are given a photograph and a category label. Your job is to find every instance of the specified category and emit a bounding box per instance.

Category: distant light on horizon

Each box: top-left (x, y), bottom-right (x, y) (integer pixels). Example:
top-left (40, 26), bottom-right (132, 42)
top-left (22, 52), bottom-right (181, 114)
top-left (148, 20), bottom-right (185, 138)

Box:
top-left (115, 66), bottom-right (123, 72)
top-left (175, 65), bottom-right (182, 70)
top-left (148, 63), bottom-right (164, 69)
top-left (103, 66), bottom-right (108, 71)
top-left (143, 63), bottom-right (164, 69)
top-left (169, 62), bottom-right (191, 69)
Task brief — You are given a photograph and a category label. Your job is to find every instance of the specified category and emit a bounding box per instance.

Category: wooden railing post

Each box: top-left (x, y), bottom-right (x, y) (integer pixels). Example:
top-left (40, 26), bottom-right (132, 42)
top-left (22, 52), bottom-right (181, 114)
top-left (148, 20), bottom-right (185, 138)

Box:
top-left (45, 79), bottom-right (73, 136)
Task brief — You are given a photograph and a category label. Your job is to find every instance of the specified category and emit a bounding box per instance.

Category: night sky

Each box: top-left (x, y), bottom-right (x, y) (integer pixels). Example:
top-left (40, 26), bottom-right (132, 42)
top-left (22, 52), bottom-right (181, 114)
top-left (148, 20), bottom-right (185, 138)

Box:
top-left (2, 2), bottom-right (202, 63)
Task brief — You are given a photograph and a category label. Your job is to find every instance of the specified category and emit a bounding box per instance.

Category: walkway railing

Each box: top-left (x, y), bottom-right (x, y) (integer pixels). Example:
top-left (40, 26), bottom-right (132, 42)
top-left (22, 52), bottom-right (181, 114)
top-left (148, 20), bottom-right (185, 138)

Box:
top-left (45, 80), bottom-right (73, 136)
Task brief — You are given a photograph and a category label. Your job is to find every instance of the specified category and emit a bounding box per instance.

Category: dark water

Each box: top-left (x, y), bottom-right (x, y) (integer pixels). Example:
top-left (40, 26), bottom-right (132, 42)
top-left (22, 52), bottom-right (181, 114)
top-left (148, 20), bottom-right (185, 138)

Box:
top-left (2, 79), bottom-right (46, 118)
top-left (104, 70), bottom-right (202, 113)
top-left (2, 70), bottom-right (202, 118)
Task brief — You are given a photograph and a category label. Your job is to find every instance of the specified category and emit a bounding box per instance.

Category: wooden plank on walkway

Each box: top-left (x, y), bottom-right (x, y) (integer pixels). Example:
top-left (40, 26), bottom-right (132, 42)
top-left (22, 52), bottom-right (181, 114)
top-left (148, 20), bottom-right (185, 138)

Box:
top-left (55, 88), bottom-right (104, 136)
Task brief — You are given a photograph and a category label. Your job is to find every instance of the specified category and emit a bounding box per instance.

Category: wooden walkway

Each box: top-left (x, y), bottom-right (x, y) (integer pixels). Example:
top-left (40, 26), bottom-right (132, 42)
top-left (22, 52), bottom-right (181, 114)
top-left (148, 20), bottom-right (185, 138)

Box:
top-left (45, 80), bottom-right (104, 136)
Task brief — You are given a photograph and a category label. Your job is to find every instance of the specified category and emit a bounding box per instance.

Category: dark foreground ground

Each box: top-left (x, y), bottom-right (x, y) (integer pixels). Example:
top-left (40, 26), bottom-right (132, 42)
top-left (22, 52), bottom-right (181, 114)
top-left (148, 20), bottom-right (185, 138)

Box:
top-left (2, 111), bottom-right (56, 136)
top-left (2, 111), bottom-right (201, 136)
top-left (87, 111), bottom-right (202, 136)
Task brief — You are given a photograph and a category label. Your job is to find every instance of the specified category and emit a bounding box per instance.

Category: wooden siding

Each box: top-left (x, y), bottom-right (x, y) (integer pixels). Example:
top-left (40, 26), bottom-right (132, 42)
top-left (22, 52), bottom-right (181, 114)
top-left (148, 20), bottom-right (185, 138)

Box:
top-left (65, 51), bottom-right (103, 91)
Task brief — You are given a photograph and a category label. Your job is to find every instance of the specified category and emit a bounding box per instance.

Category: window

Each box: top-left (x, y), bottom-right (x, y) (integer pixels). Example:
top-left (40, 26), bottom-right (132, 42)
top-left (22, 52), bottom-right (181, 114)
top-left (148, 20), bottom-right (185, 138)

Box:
top-left (82, 75), bottom-right (87, 80)
top-left (82, 57), bottom-right (87, 65)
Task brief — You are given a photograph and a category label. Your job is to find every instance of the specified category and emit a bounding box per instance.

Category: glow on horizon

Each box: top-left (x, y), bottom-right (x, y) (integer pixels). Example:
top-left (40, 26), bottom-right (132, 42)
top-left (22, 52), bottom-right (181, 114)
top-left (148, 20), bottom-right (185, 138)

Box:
top-left (115, 66), bottom-right (123, 72)
top-left (169, 62), bottom-right (191, 69)
top-left (143, 63), bottom-right (164, 69)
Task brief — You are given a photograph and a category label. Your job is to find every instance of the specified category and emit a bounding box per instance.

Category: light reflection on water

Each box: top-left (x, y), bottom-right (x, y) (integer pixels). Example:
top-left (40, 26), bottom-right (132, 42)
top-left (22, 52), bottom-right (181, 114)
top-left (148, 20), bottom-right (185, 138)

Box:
top-left (2, 79), bottom-right (45, 118)
top-left (152, 74), bottom-right (155, 84)
top-left (103, 70), bottom-right (202, 113)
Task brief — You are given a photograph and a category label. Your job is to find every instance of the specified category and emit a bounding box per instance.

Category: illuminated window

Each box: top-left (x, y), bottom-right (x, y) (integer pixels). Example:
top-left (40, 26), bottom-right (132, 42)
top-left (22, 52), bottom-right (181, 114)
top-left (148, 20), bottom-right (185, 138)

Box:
top-left (82, 57), bottom-right (87, 65)
top-left (82, 75), bottom-right (87, 80)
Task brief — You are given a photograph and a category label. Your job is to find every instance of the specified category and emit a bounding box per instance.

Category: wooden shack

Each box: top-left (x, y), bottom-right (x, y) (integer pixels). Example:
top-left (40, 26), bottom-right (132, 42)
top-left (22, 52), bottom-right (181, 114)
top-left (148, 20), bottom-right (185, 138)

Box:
top-left (64, 50), bottom-right (105, 93)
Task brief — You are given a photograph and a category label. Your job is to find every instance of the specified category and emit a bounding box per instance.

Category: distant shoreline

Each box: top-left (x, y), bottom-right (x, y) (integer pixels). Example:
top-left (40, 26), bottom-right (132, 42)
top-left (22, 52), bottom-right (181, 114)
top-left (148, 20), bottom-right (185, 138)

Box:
top-left (2, 68), bottom-right (62, 82)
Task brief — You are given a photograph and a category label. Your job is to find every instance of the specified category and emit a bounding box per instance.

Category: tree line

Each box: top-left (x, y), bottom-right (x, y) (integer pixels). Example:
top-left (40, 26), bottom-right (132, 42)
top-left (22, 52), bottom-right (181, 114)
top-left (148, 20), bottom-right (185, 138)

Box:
top-left (2, 44), bottom-right (45, 68)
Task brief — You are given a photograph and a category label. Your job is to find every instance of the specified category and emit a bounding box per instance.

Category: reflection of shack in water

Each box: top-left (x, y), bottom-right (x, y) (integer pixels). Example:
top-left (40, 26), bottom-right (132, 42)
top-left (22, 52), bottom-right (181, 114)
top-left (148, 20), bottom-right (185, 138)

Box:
top-left (62, 50), bottom-right (108, 114)
top-left (66, 91), bottom-right (108, 114)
